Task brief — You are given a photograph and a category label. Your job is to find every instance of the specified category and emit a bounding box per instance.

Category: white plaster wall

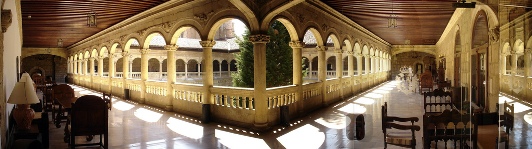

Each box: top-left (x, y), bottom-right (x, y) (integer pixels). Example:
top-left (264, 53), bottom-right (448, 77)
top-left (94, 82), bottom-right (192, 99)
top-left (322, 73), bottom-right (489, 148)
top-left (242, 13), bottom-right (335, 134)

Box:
top-left (3, 0), bottom-right (23, 141)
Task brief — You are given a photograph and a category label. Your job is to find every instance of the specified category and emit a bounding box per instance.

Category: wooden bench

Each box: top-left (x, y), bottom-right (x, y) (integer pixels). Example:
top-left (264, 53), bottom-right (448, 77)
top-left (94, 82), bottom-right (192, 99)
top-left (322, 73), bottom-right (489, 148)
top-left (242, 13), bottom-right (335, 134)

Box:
top-left (423, 110), bottom-right (478, 149)
top-left (423, 89), bottom-right (453, 115)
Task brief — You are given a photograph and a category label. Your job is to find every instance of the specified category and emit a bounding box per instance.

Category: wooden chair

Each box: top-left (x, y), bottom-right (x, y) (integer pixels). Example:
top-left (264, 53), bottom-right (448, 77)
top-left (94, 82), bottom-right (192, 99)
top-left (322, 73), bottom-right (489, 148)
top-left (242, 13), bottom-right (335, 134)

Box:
top-left (32, 75), bottom-right (46, 93)
top-left (419, 71), bottom-right (434, 94)
top-left (423, 110), bottom-right (478, 149)
top-left (66, 95), bottom-right (109, 149)
top-left (381, 102), bottom-right (420, 149)
top-left (423, 89), bottom-right (453, 115)
top-left (51, 84), bottom-right (75, 128)
top-left (102, 92), bottom-right (112, 111)
top-left (496, 101), bottom-right (514, 149)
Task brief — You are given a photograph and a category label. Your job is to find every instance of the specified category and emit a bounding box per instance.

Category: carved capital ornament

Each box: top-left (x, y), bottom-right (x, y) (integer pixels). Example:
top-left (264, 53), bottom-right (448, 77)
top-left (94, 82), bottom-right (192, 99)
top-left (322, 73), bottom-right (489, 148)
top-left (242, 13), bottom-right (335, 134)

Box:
top-left (164, 45), bottom-right (179, 51)
top-left (199, 40), bottom-right (216, 48)
top-left (289, 41), bottom-right (305, 48)
top-left (249, 34), bottom-right (270, 43)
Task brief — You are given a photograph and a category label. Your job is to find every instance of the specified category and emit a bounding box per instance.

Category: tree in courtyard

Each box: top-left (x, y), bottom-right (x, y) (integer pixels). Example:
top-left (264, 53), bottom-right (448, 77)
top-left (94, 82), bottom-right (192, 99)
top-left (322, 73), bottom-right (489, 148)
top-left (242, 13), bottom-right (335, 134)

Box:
top-left (232, 20), bottom-right (293, 87)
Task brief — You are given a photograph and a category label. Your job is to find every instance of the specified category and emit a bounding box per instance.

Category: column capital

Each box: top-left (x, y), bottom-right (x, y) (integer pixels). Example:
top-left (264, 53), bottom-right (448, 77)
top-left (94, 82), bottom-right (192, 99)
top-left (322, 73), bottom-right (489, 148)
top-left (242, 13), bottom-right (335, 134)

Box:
top-left (334, 49), bottom-right (343, 54)
top-left (289, 41), bottom-right (305, 48)
top-left (164, 45), bottom-right (179, 51)
top-left (122, 51), bottom-right (130, 57)
top-left (98, 56), bottom-right (105, 60)
top-left (89, 57), bottom-right (96, 61)
top-left (199, 40), bottom-right (216, 48)
top-left (316, 46), bottom-right (326, 52)
top-left (346, 51), bottom-right (354, 55)
top-left (249, 34), bottom-right (270, 43)
top-left (140, 48), bottom-right (151, 55)
top-left (525, 48), bottom-right (532, 54)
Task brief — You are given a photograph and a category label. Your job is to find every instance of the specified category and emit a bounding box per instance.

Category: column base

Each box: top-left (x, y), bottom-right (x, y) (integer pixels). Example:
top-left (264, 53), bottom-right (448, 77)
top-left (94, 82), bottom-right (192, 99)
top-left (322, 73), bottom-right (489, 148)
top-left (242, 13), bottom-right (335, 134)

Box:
top-left (139, 98), bottom-right (145, 104)
top-left (253, 122), bottom-right (269, 132)
top-left (165, 105), bottom-right (173, 112)
top-left (201, 104), bottom-right (211, 123)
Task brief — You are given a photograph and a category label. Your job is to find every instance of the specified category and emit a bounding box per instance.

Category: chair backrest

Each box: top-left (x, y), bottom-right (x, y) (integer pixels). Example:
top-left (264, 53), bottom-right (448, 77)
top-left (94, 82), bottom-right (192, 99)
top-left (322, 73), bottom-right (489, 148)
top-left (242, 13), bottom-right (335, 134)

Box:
top-left (500, 101), bottom-right (514, 132)
top-left (70, 95), bottom-right (108, 135)
top-left (423, 89), bottom-right (452, 114)
top-left (51, 84), bottom-right (74, 101)
top-left (32, 75), bottom-right (45, 86)
top-left (423, 110), bottom-right (478, 149)
top-left (420, 72), bottom-right (433, 88)
top-left (381, 102), bottom-right (388, 133)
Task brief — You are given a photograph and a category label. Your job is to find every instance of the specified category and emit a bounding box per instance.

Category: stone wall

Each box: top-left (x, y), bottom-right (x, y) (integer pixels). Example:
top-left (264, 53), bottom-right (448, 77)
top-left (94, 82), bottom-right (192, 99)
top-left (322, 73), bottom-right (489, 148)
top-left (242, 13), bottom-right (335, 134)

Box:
top-left (21, 54), bottom-right (67, 83)
top-left (391, 52), bottom-right (436, 78)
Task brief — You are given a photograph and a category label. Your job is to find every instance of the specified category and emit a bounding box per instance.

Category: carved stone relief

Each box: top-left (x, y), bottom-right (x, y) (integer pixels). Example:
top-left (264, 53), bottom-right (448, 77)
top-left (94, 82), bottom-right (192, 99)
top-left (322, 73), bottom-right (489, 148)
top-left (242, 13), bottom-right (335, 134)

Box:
top-left (1, 9), bottom-right (11, 33)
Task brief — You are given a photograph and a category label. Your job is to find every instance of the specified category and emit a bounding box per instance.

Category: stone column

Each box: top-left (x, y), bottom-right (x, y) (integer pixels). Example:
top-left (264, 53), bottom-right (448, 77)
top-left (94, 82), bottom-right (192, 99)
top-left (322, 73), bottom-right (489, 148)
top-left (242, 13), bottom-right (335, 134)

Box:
top-left (185, 62), bottom-right (188, 79)
top-left (84, 59), bottom-right (89, 75)
top-left (347, 51), bottom-right (354, 76)
top-left (511, 52), bottom-right (517, 75)
top-left (122, 52), bottom-right (130, 79)
top-left (501, 54), bottom-right (507, 75)
top-left (335, 49), bottom-right (343, 78)
top-left (140, 49), bottom-right (150, 103)
top-left (290, 41), bottom-right (304, 116)
top-left (165, 45), bottom-right (178, 111)
top-left (317, 46), bottom-right (327, 105)
top-left (250, 34), bottom-right (269, 128)
top-left (526, 49), bottom-right (531, 77)
top-left (89, 58), bottom-right (95, 76)
top-left (227, 61), bottom-right (231, 73)
top-left (109, 54), bottom-right (116, 78)
top-left (159, 61), bottom-right (163, 80)
top-left (356, 54), bottom-right (363, 76)
top-left (219, 62), bottom-right (222, 78)
top-left (200, 40), bottom-right (215, 123)
top-left (309, 58), bottom-right (313, 78)
top-left (197, 63), bottom-right (201, 77)
top-left (79, 59), bottom-right (83, 74)
top-left (73, 60), bottom-right (77, 74)
top-left (98, 56), bottom-right (104, 76)
top-left (129, 61), bottom-right (133, 78)
top-left (364, 55), bottom-right (369, 74)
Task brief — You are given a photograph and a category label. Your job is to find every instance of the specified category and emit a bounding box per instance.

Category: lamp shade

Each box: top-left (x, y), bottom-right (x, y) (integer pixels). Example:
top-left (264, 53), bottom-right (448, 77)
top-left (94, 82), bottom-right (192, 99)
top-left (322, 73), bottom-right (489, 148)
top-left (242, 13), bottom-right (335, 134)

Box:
top-left (7, 81), bottom-right (40, 104)
top-left (19, 72), bottom-right (34, 84)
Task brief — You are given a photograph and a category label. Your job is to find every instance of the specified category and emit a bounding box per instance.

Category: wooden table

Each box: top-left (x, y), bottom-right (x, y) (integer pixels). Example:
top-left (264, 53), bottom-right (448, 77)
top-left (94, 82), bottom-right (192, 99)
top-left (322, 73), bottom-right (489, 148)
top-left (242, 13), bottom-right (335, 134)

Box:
top-left (54, 97), bottom-right (77, 128)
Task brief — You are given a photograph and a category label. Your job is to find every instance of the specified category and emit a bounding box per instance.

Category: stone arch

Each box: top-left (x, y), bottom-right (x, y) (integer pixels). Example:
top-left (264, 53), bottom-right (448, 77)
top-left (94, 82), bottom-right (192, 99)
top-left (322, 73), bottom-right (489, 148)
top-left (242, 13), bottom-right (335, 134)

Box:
top-left (148, 58), bottom-right (160, 72)
top-left (100, 47), bottom-right (109, 57)
top-left (110, 43), bottom-right (121, 54)
top-left (123, 37), bottom-right (141, 52)
top-left (326, 32), bottom-right (341, 50)
top-left (343, 39), bottom-right (352, 52)
top-left (354, 42), bottom-right (362, 54)
top-left (143, 32), bottom-right (166, 49)
top-left (28, 66), bottom-right (46, 78)
top-left (170, 26), bottom-right (201, 45)
top-left (275, 17), bottom-right (299, 42)
top-left (91, 49), bottom-right (98, 58)
top-left (470, 2), bottom-right (499, 35)
top-left (176, 59), bottom-right (186, 72)
top-left (207, 17), bottom-right (250, 41)
top-left (514, 39), bottom-right (524, 54)
top-left (228, 1), bottom-right (259, 32)
top-left (304, 27), bottom-right (324, 47)
top-left (84, 51), bottom-right (91, 59)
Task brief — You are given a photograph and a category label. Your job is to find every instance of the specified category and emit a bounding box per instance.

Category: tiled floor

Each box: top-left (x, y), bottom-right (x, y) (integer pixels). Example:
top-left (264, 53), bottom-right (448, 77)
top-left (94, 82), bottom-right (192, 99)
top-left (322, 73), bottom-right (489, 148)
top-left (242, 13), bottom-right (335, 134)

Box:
top-left (46, 81), bottom-right (532, 149)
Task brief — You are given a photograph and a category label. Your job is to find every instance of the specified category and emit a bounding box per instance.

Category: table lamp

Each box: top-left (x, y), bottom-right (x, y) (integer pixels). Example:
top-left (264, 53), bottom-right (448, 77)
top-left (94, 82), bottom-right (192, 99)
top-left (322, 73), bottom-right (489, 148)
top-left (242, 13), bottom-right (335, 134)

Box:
top-left (8, 73), bottom-right (40, 130)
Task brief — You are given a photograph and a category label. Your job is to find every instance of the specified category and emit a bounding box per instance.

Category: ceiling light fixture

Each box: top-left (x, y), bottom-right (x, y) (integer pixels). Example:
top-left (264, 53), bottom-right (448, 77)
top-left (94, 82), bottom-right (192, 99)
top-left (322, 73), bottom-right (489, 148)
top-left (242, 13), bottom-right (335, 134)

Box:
top-left (57, 38), bottom-right (63, 47)
top-left (388, 0), bottom-right (398, 28)
top-left (87, 1), bottom-right (97, 27)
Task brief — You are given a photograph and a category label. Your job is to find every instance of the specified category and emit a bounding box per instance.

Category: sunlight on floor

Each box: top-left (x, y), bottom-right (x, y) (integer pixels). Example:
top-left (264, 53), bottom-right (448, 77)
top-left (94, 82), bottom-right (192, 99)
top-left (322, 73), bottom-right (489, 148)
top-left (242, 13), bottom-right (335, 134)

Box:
top-left (372, 89), bottom-right (390, 94)
top-left (354, 97), bottom-right (375, 105)
top-left (338, 103), bottom-right (367, 114)
top-left (511, 102), bottom-right (532, 113)
top-left (134, 108), bottom-right (163, 122)
top-left (113, 101), bottom-right (135, 111)
top-left (314, 112), bottom-right (347, 129)
top-left (215, 129), bottom-right (269, 149)
top-left (364, 93), bottom-right (383, 99)
top-left (167, 117), bottom-right (203, 139)
top-left (524, 112), bottom-right (532, 126)
top-left (277, 124), bottom-right (325, 149)
top-left (498, 94), bottom-right (514, 103)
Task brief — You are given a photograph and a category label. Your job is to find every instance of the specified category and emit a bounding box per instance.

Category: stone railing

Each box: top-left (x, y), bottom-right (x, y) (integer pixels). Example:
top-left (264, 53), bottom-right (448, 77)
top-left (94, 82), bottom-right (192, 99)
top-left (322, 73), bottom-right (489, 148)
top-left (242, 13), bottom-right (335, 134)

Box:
top-left (266, 85), bottom-right (298, 109)
top-left (172, 83), bottom-right (203, 103)
top-left (211, 86), bottom-right (255, 109)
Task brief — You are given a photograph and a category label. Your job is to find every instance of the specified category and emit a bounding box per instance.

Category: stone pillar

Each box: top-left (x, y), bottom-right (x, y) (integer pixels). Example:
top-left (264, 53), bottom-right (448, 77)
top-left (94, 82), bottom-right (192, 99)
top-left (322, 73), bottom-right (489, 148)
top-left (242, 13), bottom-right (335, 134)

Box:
top-left (356, 54), bottom-right (363, 76)
top-left (140, 49), bottom-right (150, 103)
top-left (317, 46), bottom-right (327, 105)
top-left (364, 55), bottom-right (369, 74)
top-left (197, 63), bottom-right (201, 77)
top-left (78, 60), bottom-right (83, 74)
top-left (109, 54), bottom-right (116, 78)
top-left (511, 52), bottom-right (517, 75)
top-left (129, 61), bottom-right (133, 78)
top-left (185, 62), bottom-right (188, 79)
top-left (165, 45), bottom-right (178, 111)
top-left (290, 41), bottom-right (304, 116)
top-left (219, 62), bottom-right (222, 78)
top-left (122, 52), bottom-right (130, 79)
top-left (98, 56), bottom-right (104, 76)
top-left (309, 58), bottom-right (313, 78)
top-left (73, 60), bottom-right (77, 74)
top-left (89, 58), bottom-right (95, 76)
top-left (84, 59), bottom-right (88, 75)
top-left (501, 54), bottom-right (507, 75)
top-left (159, 61), bottom-right (163, 80)
top-left (335, 49), bottom-right (343, 78)
top-left (526, 49), bottom-right (531, 77)
top-left (347, 52), bottom-right (354, 76)
top-left (200, 40), bottom-right (215, 123)
top-left (250, 34), bottom-right (269, 128)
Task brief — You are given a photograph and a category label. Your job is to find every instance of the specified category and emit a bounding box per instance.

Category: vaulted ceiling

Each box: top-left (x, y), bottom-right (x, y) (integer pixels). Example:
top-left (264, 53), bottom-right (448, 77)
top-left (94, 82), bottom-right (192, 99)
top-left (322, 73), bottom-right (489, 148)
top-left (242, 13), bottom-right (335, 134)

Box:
top-left (21, 0), bottom-right (167, 48)
top-left (321, 0), bottom-right (457, 45)
top-left (21, 0), bottom-right (460, 48)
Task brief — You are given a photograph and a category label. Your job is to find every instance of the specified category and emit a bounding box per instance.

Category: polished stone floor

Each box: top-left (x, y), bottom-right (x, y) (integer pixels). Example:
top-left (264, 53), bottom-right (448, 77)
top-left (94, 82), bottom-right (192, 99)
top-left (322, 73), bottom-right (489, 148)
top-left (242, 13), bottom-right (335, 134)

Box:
top-left (46, 82), bottom-right (532, 149)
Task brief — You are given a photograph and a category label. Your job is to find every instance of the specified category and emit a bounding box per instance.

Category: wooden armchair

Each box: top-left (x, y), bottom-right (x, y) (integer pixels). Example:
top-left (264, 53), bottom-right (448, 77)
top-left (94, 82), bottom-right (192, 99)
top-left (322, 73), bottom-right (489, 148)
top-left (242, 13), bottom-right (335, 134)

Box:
top-left (423, 110), bottom-right (478, 149)
top-left (382, 102), bottom-right (420, 149)
top-left (419, 71), bottom-right (434, 94)
top-left (51, 84), bottom-right (74, 128)
top-left (66, 95), bottom-right (109, 149)
top-left (423, 89), bottom-right (453, 115)
top-left (32, 75), bottom-right (46, 93)
top-left (497, 101), bottom-right (514, 149)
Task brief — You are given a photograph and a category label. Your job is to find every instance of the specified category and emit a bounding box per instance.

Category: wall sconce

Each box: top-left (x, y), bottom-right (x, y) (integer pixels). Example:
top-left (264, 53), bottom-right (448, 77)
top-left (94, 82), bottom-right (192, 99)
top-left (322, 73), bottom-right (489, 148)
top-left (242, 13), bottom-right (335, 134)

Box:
top-left (57, 38), bottom-right (63, 47)
top-left (87, 12), bottom-right (96, 27)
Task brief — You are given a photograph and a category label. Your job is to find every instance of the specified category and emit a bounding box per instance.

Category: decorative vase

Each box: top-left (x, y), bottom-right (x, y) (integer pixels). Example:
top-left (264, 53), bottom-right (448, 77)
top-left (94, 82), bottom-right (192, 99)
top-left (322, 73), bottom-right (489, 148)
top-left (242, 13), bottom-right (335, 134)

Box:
top-left (12, 104), bottom-right (35, 130)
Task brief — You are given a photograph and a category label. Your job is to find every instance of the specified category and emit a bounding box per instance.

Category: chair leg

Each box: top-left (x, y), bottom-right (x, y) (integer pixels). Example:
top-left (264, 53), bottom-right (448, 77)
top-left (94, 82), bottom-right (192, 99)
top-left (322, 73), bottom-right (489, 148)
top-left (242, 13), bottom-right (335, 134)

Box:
top-left (104, 133), bottom-right (109, 149)
top-left (70, 133), bottom-right (75, 149)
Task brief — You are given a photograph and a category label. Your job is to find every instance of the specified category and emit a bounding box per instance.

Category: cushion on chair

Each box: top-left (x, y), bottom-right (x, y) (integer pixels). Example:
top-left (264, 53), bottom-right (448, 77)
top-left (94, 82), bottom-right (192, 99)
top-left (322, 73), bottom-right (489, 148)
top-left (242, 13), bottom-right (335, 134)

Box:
top-left (386, 131), bottom-right (414, 145)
